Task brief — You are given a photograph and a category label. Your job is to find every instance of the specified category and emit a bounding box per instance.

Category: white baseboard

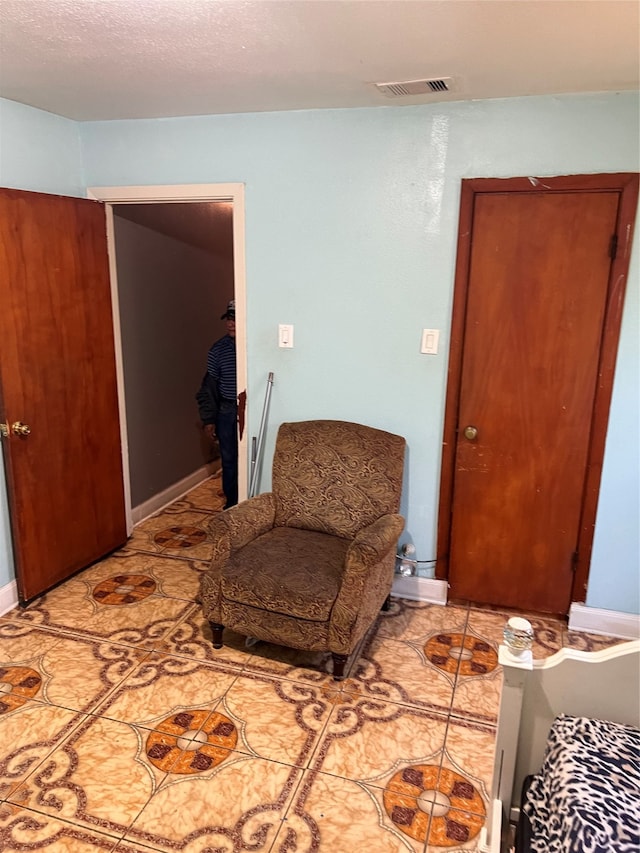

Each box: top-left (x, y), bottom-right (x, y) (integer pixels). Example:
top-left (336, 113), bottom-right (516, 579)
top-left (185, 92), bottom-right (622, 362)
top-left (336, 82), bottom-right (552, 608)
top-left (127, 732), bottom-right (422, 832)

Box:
top-left (392, 575), bottom-right (448, 605)
top-left (569, 603), bottom-right (640, 640)
top-left (0, 579), bottom-right (18, 616)
top-left (132, 466), bottom-right (213, 526)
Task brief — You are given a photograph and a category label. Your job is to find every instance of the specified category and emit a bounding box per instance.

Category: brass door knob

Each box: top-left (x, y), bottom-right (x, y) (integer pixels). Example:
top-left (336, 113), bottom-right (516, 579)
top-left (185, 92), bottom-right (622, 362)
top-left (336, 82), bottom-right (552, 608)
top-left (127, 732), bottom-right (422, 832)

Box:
top-left (463, 425), bottom-right (478, 441)
top-left (11, 421), bottom-right (31, 437)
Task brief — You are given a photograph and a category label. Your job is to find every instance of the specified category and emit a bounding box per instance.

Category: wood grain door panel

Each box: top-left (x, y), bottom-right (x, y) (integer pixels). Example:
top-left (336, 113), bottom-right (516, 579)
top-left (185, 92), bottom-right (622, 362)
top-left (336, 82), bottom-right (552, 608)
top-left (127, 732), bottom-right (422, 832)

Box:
top-left (447, 189), bottom-right (622, 613)
top-left (0, 188), bottom-right (127, 602)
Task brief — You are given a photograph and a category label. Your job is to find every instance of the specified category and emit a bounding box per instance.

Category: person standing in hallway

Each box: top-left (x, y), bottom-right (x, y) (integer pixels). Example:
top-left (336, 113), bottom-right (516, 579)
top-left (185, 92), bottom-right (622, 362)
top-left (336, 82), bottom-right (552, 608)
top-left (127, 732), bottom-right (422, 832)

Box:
top-left (197, 299), bottom-right (238, 508)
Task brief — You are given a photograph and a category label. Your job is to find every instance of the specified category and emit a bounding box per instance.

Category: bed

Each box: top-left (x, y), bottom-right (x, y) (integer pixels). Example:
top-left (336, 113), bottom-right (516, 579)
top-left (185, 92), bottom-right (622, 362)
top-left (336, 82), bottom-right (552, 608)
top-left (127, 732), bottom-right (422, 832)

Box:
top-left (479, 630), bottom-right (640, 853)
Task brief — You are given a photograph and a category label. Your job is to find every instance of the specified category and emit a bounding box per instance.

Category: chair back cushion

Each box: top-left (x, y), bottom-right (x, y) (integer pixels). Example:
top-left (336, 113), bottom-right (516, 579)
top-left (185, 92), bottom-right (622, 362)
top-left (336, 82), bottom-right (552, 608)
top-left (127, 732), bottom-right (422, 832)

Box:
top-left (272, 420), bottom-right (405, 538)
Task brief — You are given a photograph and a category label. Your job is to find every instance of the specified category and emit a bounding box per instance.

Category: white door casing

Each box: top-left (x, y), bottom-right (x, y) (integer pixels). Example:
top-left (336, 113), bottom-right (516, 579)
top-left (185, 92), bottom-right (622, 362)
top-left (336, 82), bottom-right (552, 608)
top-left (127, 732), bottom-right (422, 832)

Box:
top-left (87, 184), bottom-right (248, 531)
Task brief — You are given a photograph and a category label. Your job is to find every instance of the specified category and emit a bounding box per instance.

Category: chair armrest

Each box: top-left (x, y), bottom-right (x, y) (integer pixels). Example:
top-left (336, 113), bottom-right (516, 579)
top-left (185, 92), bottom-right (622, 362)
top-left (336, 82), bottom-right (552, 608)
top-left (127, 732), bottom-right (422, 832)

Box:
top-left (329, 513), bottom-right (405, 652)
top-left (207, 493), bottom-right (276, 561)
top-left (347, 513), bottom-right (405, 568)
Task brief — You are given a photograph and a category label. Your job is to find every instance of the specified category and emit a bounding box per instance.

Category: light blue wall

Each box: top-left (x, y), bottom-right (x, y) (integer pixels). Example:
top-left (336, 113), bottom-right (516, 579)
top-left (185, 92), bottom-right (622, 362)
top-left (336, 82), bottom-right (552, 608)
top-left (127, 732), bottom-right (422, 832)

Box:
top-left (0, 98), bottom-right (85, 196)
top-left (0, 98), bottom-right (85, 591)
top-left (1, 92), bottom-right (638, 613)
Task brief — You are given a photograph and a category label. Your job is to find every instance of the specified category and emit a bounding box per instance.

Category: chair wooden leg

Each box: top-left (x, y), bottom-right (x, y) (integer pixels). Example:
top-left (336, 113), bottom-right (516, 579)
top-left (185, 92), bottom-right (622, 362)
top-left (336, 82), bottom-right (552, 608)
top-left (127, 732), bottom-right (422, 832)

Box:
top-left (332, 653), bottom-right (348, 681)
top-left (209, 622), bottom-right (224, 649)
top-left (381, 595), bottom-right (391, 612)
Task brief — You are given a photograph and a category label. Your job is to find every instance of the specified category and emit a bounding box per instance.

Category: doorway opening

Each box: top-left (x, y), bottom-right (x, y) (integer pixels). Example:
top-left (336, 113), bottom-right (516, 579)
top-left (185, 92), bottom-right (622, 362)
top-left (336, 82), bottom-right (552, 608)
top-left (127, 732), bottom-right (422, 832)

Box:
top-left (87, 184), bottom-right (247, 532)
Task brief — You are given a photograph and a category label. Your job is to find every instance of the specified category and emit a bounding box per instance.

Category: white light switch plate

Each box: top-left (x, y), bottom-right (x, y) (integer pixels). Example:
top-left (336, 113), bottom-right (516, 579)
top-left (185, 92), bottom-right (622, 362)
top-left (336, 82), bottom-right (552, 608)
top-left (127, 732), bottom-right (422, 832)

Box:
top-left (421, 328), bottom-right (440, 354)
top-left (279, 324), bottom-right (294, 348)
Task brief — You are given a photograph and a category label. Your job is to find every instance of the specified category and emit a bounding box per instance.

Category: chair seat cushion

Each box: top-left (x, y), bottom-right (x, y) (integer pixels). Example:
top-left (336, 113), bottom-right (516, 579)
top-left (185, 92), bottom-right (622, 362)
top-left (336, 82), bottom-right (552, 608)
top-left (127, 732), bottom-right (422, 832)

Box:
top-left (222, 527), bottom-right (349, 622)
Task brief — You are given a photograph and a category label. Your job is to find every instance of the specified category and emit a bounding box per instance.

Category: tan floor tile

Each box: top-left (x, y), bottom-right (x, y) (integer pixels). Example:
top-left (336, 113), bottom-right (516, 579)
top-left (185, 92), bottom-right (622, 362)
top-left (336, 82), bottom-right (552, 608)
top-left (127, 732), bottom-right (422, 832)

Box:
top-left (311, 697), bottom-right (448, 790)
top-left (20, 634), bottom-right (148, 714)
top-left (350, 634), bottom-right (455, 715)
top-left (219, 673), bottom-right (332, 768)
top-left (277, 769), bottom-right (426, 853)
top-left (424, 804), bottom-right (486, 851)
top-left (157, 607), bottom-right (253, 669)
top-left (439, 717), bottom-right (496, 808)
top-left (326, 753), bottom-right (487, 853)
top-left (563, 629), bottom-right (630, 652)
top-left (377, 599), bottom-right (468, 642)
top-left (4, 581), bottom-right (96, 633)
top-left (74, 551), bottom-right (209, 603)
top-left (112, 842), bottom-right (164, 852)
top-left (448, 628), bottom-right (503, 725)
top-left (124, 511), bottom-right (215, 561)
top-left (124, 755), bottom-right (302, 852)
top-left (8, 714), bottom-right (171, 836)
top-left (78, 595), bottom-right (194, 650)
top-left (0, 804), bottom-right (120, 851)
top-left (93, 652), bottom-right (237, 729)
top-left (176, 475), bottom-right (225, 512)
top-left (243, 641), bottom-right (335, 682)
top-left (0, 703), bottom-right (85, 801)
top-left (0, 620), bottom-right (64, 662)
top-left (4, 582), bottom-right (192, 648)
top-left (466, 609), bottom-right (564, 660)
top-left (112, 840), bottom-right (164, 852)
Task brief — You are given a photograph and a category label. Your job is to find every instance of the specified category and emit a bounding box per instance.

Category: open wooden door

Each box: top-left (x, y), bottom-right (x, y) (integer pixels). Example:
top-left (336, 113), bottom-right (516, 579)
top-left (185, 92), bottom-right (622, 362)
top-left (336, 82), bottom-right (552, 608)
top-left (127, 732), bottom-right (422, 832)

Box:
top-left (437, 174), bottom-right (639, 615)
top-left (0, 188), bottom-right (127, 603)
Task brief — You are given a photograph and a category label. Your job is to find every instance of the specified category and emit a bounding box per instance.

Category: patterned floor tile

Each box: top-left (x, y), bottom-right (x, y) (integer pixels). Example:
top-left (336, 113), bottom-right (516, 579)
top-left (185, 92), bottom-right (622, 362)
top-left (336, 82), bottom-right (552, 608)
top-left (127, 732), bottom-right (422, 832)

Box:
top-left (0, 620), bottom-right (65, 662)
top-left (439, 717), bottom-right (496, 811)
top-left (349, 633), bottom-right (455, 715)
top-left (123, 755), bottom-right (302, 852)
top-left (448, 628), bottom-right (503, 725)
top-left (8, 714), bottom-right (174, 837)
top-left (124, 511), bottom-right (215, 561)
top-left (424, 805), bottom-right (487, 851)
top-left (218, 672), bottom-right (333, 768)
top-left (4, 580), bottom-right (192, 648)
top-left (0, 703), bottom-right (86, 802)
top-left (1, 629), bottom-right (148, 715)
top-left (243, 641), bottom-right (336, 682)
top-left (0, 803), bottom-right (121, 851)
top-left (563, 629), bottom-right (631, 652)
top-left (466, 609), bottom-right (564, 660)
top-left (72, 551), bottom-right (209, 603)
top-left (92, 652), bottom-right (237, 729)
top-left (157, 606), bottom-right (255, 669)
top-left (310, 696), bottom-right (448, 791)
top-left (175, 474), bottom-right (225, 513)
top-left (376, 599), bottom-right (468, 643)
top-left (275, 768), bottom-right (426, 853)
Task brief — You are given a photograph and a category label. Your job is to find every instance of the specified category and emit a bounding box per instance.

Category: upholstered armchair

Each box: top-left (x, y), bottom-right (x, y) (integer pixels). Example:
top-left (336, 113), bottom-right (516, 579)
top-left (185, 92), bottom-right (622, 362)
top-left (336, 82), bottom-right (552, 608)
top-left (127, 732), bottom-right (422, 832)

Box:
top-left (199, 419), bottom-right (406, 679)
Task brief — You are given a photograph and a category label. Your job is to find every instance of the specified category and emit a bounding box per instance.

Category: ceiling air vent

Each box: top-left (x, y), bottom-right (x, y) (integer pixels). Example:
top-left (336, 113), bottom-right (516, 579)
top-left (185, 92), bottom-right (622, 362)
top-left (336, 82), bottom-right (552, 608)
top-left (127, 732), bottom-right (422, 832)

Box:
top-left (375, 78), bottom-right (454, 98)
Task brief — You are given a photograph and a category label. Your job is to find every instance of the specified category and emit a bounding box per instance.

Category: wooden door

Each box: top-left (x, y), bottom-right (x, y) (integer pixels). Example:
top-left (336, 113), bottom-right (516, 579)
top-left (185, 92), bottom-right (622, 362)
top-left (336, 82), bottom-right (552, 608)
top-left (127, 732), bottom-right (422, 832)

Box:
top-left (438, 175), bottom-right (638, 615)
top-left (0, 188), bottom-right (127, 603)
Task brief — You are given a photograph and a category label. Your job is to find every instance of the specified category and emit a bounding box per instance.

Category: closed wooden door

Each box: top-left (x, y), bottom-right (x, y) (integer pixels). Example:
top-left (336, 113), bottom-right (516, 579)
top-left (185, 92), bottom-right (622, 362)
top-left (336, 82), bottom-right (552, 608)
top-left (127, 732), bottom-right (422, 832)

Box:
top-left (439, 175), bottom-right (638, 614)
top-left (0, 188), bottom-right (127, 603)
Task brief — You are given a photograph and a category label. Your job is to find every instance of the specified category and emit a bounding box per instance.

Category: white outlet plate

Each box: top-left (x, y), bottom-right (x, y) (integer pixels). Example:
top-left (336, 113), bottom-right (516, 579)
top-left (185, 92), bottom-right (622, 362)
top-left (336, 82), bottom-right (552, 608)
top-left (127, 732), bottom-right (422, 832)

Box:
top-left (421, 328), bottom-right (440, 354)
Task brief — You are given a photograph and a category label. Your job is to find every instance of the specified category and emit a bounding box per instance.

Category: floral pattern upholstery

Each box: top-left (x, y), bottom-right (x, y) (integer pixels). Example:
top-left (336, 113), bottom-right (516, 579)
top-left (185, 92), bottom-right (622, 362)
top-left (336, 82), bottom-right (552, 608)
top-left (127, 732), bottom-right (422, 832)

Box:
top-left (199, 420), bottom-right (405, 665)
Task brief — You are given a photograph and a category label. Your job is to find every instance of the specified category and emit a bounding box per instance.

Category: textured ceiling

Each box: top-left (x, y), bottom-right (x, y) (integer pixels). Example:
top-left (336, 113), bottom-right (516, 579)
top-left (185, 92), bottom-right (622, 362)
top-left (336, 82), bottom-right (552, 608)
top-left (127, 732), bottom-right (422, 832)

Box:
top-left (0, 0), bottom-right (638, 122)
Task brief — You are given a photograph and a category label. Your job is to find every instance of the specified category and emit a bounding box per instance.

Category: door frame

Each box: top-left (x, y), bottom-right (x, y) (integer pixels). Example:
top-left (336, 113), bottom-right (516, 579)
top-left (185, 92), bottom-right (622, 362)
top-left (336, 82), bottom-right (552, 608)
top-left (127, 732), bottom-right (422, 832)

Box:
top-left (436, 173), bottom-right (639, 605)
top-left (87, 183), bottom-right (248, 533)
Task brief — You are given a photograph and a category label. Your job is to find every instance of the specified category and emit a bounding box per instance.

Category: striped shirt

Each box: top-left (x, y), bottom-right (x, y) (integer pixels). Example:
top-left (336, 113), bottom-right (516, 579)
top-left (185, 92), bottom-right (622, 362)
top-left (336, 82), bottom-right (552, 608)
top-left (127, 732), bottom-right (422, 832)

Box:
top-left (207, 335), bottom-right (236, 401)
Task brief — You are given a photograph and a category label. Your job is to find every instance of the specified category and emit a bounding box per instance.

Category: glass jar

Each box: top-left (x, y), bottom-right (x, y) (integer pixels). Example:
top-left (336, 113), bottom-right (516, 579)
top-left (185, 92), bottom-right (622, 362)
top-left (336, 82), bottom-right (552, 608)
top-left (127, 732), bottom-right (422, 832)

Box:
top-left (503, 616), bottom-right (534, 655)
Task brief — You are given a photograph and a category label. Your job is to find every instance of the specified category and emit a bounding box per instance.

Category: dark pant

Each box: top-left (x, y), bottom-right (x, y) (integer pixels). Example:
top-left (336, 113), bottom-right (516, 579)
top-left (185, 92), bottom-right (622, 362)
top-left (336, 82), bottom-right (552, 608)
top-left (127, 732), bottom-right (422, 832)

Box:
top-left (216, 401), bottom-right (238, 508)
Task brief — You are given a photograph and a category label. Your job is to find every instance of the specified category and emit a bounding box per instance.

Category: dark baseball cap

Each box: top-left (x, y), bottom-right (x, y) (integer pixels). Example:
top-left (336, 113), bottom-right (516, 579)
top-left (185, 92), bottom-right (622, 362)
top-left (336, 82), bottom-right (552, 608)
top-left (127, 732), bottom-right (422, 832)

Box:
top-left (221, 299), bottom-right (235, 319)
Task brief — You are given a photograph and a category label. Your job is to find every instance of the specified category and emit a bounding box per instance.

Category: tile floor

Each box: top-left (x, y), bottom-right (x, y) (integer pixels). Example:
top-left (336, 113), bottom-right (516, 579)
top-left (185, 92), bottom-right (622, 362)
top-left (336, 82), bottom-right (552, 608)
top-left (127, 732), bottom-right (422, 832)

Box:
top-left (0, 475), bottom-right (625, 852)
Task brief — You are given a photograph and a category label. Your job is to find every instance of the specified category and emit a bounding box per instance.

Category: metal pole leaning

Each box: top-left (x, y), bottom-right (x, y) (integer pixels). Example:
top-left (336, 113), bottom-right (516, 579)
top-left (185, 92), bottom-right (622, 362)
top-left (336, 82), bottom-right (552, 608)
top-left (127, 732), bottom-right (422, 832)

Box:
top-left (249, 372), bottom-right (274, 497)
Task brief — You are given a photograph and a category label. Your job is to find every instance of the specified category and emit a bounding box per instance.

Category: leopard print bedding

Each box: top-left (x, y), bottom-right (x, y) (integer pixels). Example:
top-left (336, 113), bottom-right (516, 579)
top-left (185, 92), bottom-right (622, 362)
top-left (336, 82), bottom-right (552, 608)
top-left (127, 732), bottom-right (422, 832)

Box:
top-left (523, 714), bottom-right (639, 853)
